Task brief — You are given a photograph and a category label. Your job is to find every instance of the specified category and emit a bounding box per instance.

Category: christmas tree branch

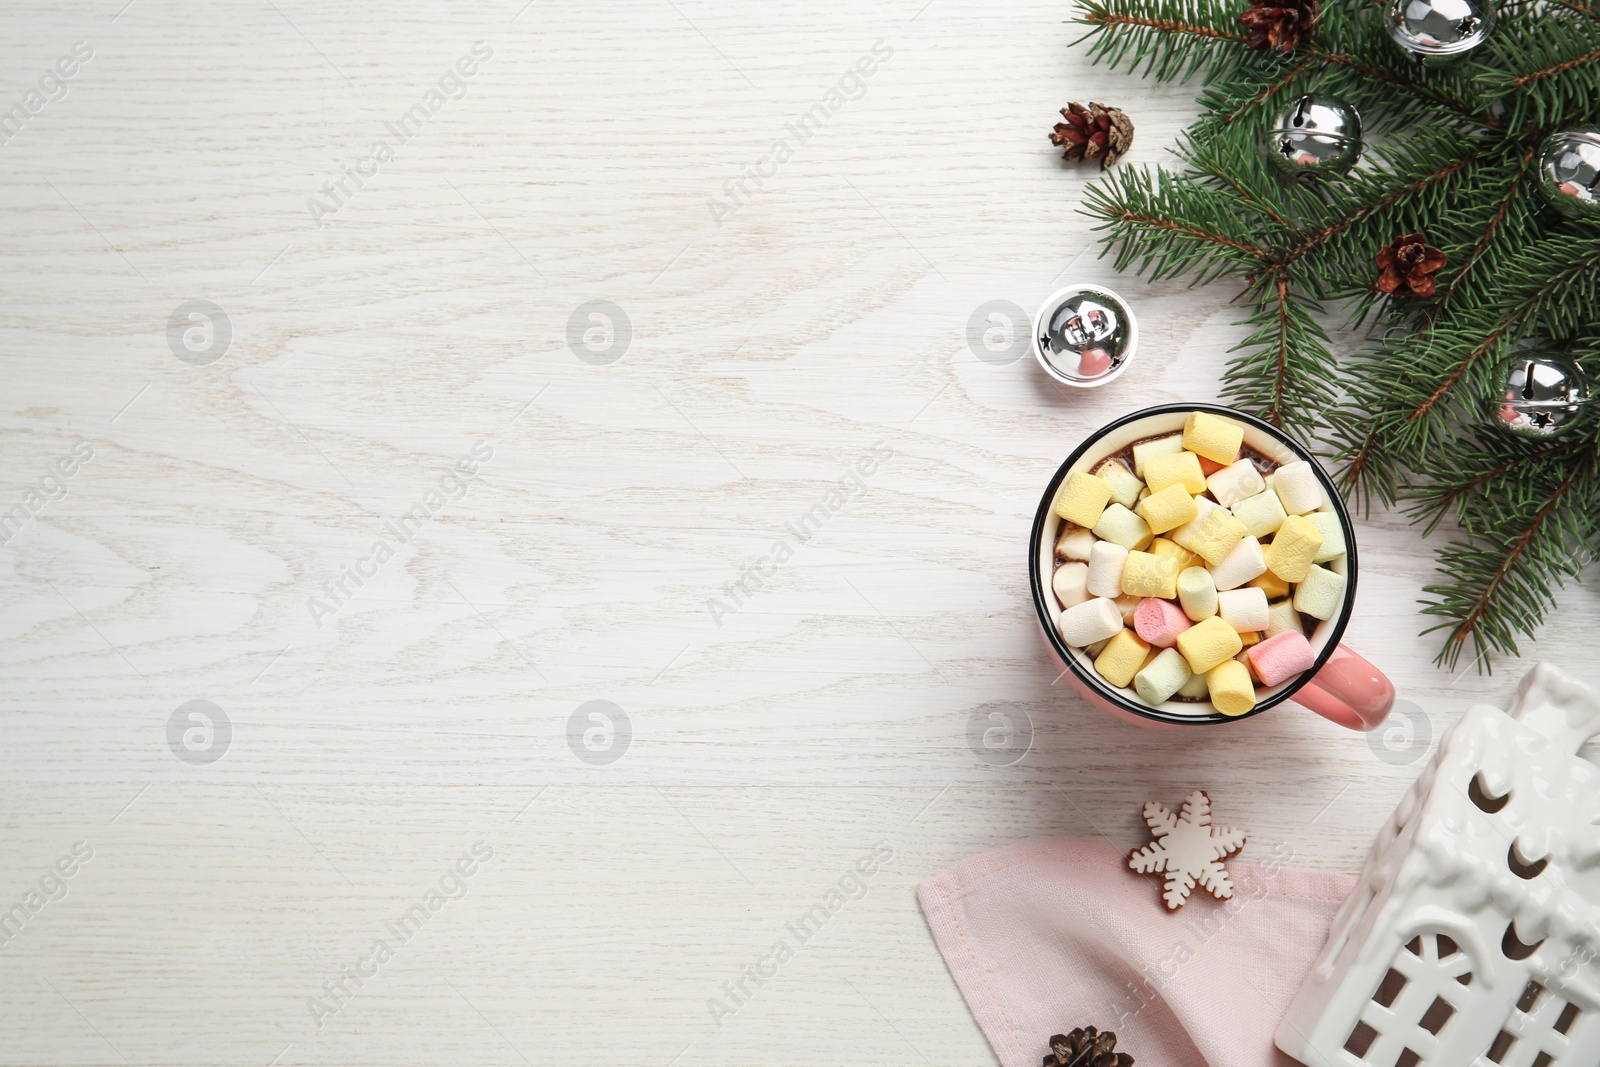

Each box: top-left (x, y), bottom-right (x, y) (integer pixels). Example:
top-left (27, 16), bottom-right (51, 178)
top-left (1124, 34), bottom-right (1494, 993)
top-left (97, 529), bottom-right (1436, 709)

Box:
top-left (1283, 153), bottom-right (1477, 266)
top-left (1075, 0), bottom-right (1247, 81)
top-left (1421, 461), bottom-right (1587, 669)
top-left (1225, 268), bottom-right (1337, 431)
top-left (1436, 146), bottom-right (1539, 304)
top-left (1084, 168), bottom-right (1271, 282)
top-left (1409, 438), bottom-right (1592, 533)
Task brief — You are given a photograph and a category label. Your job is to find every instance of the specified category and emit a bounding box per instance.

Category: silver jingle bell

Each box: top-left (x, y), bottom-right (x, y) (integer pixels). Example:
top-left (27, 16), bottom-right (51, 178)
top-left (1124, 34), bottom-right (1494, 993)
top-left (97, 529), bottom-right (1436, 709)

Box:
top-left (1264, 95), bottom-right (1363, 178)
top-left (1033, 285), bottom-right (1137, 387)
top-left (1537, 128), bottom-right (1600, 220)
top-left (1385, 0), bottom-right (1494, 63)
top-left (1493, 355), bottom-right (1589, 440)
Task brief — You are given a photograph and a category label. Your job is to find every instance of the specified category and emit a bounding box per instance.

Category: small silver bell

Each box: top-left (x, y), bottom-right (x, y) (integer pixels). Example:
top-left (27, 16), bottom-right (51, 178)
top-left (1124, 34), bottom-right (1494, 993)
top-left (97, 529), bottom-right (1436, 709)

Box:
top-left (1493, 355), bottom-right (1589, 440)
top-left (1536, 128), bottom-right (1600, 220)
top-left (1385, 0), bottom-right (1494, 62)
top-left (1031, 284), bottom-right (1137, 387)
top-left (1264, 95), bottom-right (1363, 178)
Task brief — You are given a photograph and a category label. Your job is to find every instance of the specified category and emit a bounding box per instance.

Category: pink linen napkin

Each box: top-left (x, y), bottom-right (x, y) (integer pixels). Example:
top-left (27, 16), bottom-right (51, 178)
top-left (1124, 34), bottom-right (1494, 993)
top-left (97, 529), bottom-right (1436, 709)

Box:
top-left (917, 838), bottom-right (1357, 1067)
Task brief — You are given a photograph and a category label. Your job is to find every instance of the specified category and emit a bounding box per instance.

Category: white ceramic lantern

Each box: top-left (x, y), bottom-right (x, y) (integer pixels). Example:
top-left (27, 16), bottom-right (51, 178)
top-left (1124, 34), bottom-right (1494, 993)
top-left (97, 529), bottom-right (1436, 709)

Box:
top-left (1278, 663), bottom-right (1600, 1067)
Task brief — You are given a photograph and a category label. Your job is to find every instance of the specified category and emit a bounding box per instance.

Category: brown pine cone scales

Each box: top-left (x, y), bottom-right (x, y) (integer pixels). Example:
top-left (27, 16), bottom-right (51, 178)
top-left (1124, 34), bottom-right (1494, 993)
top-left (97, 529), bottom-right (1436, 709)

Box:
top-left (1044, 1027), bottom-right (1135, 1067)
top-left (1238, 0), bottom-right (1320, 52)
top-left (1051, 102), bottom-right (1134, 169)
top-left (1376, 232), bottom-right (1447, 299)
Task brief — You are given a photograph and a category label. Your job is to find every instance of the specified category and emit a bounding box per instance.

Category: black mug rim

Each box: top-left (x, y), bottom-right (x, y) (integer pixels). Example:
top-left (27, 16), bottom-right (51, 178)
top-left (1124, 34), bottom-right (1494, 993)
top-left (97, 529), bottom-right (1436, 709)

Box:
top-left (1028, 403), bottom-right (1359, 726)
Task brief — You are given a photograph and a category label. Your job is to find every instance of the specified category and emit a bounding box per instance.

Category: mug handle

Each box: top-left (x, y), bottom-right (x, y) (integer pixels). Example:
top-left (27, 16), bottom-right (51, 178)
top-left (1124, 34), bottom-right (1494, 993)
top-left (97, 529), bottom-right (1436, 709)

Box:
top-left (1289, 644), bottom-right (1395, 731)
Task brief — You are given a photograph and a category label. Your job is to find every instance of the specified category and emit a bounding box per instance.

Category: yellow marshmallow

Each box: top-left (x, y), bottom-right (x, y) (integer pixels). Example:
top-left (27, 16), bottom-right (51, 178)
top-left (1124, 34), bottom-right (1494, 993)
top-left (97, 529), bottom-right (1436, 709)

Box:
top-left (1094, 628), bottom-right (1151, 688)
top-left (1183, 411), bottom-right (1245, 465)
top-left (1148, 537), bottom-right (1201, 571)
top-left (1143, 451), bottom-right (1207, 495)
top-left (1121, 551), bottom-right (1181, 599)
top-left (1138, 483), bottom-right (1199, 535)
top-left (1176, 615), bottom-right (1244, 675)
top-left (1207, 660), bottom-right (1256, 716)
top-left (1248, 570), bottom-right (1290, 600)
top-left (1265, 513), bottom-right (1324, 583)
top-left (1177, 508), bottom-right (1249, 567)
top-left (1053, 471), bottom-right (1114, 528)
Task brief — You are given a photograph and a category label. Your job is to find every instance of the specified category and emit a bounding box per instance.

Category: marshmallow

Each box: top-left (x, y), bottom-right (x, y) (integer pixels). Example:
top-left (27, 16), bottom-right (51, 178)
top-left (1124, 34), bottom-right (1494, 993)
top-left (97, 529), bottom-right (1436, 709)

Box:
top-left (1094, 458), bottom-right (1145, 509)
top-left (1057, 526), bottom-right (1098, 561)
top-left (1058, 597), bottom-right (1124, 647)
top-left (1132, 433), bottom-right (1183, 478)
top-left (1054, 471), bottom-right (1114, 528)
top-left (1264, 513), bottom-right (1324, 583)
top-left (1095, 628), bottom-right (1151, 688)
top-left (1087, 541), bottom-right (1128, 599)
top-left (1138, 483), bottom-right (1199, 535)
top-left (1266, 598), bottom-right (1305, 638)
top-left (1183, 411), bottom-right (1244, 465)
top-left (1177, 566), bottom-right (1218, 621)
top-left (1174, 506), bottom-right (1248, 567)
top-left (1085, 636), bottom-right (1113, 658)
top-left (1093, 503), bottom-right (1154, 551)
top-left (1294, 564), bottom-right (1347, 621)
top-left (1218, 586), bottom-right (1270, 632)
top-left (1272, 460), bottom-right (1324, 515)
top-left (1143, 451), bottom-right (1207, 495)
top-left (1248, 569), bottom-right (1290, 600)
top-left (1148, 537), bottom-right (1201, 571)
top-left (1305, 510), bottom-right (1346, 563)
top-left (1114, 594), bottom-right (1142, 626)
top-left (1211, 535), bottom-right (1267, 591)
top-left (1238, 629), bottom-right (1262, 648)
top-left (1248, 630), bottom-right (1317, 686)
top-left (1176, 615), bottom-right (1244, 674)
top-left (1207, 659), bottom-right (1256, 716)
top-left (1135, 647), bottom-right (1193, 705)
top-left (1231, 489), bottom-right (1288, 539)
top-left (1206, 458), bottom-right (1266, 508)
top-left (1134, 596), bottom-right (1192, 648)
top-left (1197, 455), bottom-right (1227, 477)
top-left (1122, 551), bottom-right (1181, 599)
top-left (1177, 671), bottom-right (1211, 700)
top-left (1052, 562), bottom-right (1090, 610)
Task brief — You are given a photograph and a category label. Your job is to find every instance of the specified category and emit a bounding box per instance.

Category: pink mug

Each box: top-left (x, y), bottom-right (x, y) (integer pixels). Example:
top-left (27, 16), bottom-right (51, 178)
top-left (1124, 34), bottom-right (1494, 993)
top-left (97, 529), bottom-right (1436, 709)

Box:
top-left (1030, 403), bottom-right (1394, 731)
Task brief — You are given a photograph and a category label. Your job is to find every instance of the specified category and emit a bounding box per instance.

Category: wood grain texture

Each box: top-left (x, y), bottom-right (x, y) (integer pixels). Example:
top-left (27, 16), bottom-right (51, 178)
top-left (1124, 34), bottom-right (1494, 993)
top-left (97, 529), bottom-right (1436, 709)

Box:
top-left (1, 1), bottom-right (1596, 1065)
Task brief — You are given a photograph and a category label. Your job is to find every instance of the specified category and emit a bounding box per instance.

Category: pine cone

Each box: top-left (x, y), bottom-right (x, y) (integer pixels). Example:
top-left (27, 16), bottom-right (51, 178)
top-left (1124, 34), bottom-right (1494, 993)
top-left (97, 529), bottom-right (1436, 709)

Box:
top-left (1051, 103), bottom-right (1134, 169)
top-left (1238, 0), bottom-right (1320, 52)
top-left (1043, 1027), bottom-right (1135, 1067)
top-left (1376, 232), bottom-right (1447, 299)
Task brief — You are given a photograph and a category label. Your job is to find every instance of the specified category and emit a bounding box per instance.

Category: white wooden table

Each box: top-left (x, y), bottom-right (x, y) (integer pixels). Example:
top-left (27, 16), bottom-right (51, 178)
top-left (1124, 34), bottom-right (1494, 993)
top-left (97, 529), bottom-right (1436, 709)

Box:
top-left (2, 2), bottom-right (1595, 1064)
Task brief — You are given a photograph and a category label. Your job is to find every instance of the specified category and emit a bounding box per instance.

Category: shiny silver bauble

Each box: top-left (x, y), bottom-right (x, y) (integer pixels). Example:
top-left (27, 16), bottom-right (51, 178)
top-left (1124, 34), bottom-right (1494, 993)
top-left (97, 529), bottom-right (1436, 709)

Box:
top-left (1492, 356), bottom-right (1589, 440)
top-left (1536, 128), bottom-right (1600, 220)
top-left (1032, 284), bottom-right (1138, 387)
top-left (1264, 95), bottom-right (1363, 178)
top-left (1385, 0), bottom-right (1494, 63)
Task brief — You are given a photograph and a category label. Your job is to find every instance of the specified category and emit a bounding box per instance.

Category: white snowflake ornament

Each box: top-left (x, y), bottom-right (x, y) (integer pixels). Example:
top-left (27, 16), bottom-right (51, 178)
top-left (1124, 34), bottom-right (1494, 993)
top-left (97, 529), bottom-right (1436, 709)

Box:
top-left (1128, 790), bottom-right (1247, 910)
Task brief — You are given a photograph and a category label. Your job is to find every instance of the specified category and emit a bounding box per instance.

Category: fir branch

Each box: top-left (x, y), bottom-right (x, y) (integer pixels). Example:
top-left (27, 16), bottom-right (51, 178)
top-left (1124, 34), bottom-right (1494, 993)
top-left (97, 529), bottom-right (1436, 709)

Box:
top-left (1283, 151), bottom-right (1478, 267)
top-left (1421, 460), bottom-right (1590, 669)
top-left (1075, 0), bottom-right (1248, 81)
top-left (1476, 17), bottom-right (1600, 129)
top-left (1434, 145), bottom-right (1540, 306)
top-left (1083, 167), bottom-right (1271, 283)
top-left (1407, 438), bottom-right (1592, 534)
top-left (1223, 268), bottom-right (1338, 431)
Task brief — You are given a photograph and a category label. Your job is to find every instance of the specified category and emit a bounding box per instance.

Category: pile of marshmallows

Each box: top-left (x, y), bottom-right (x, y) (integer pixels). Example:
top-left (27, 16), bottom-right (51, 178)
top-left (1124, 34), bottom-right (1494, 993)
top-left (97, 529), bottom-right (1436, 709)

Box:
top-left (1051, 411), bottom-right (1347, 716)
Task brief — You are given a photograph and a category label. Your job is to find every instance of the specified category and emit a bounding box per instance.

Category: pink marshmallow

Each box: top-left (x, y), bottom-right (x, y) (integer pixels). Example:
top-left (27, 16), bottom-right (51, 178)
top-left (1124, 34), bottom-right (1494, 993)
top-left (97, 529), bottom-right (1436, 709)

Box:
top-left (1248, 630), bottom-right (1317, 686)
top-left (1134, 597), bottom-right (1192, 649)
